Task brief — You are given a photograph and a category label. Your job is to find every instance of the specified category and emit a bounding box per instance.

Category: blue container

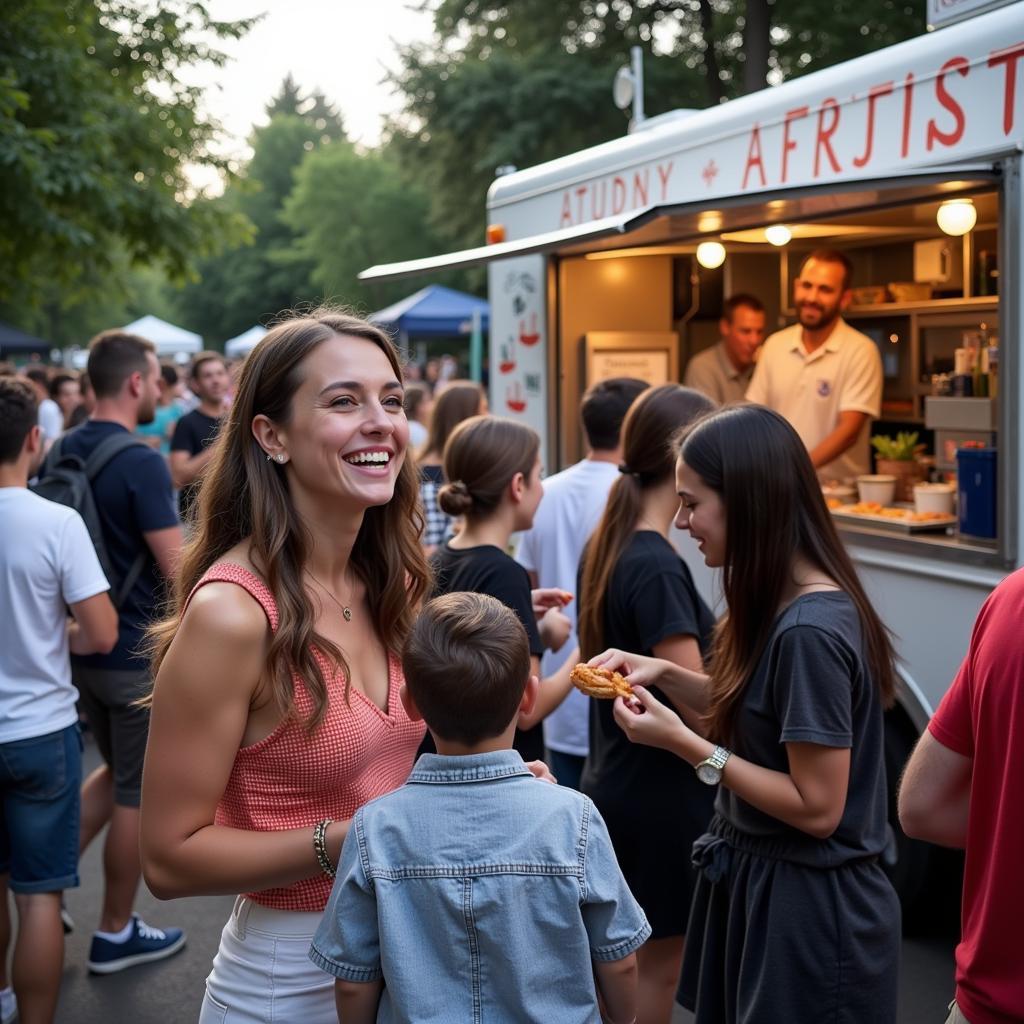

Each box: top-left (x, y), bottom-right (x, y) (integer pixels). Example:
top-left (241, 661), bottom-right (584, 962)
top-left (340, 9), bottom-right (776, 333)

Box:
top-left (957, 447), bottom-right (997, 538)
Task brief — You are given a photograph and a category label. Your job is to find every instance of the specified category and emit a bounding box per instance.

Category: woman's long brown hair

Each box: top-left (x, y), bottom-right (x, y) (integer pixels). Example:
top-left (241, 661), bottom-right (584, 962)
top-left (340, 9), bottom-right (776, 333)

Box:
top-left (147, 309), bottom-right (429, 731)
top-left (680, 405), bottom-right (896, 743)
top-left (577, 385), bottom-right (716, 660)
top-left (417, 381), bottom-right (484, 462)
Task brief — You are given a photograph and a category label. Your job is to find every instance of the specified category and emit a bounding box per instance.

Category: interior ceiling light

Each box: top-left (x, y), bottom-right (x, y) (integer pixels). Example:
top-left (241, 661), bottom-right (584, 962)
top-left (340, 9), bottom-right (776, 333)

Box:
top-left (936, 198), bottom-right (977, 236)
top-left (765, 224), bottom-right (792, 246)
top-left (696, 241), bottom-right (726, 269)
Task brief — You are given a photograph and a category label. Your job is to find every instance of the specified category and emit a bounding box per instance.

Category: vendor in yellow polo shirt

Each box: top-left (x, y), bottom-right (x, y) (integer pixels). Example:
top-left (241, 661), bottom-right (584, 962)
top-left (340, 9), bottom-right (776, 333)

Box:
top-left (746, 249), bottom-right (882, 483)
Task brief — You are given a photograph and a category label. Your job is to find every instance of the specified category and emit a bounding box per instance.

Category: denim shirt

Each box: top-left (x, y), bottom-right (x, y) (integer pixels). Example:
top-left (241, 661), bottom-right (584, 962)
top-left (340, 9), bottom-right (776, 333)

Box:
top-left (310, 750), bottom-right (651, 1023)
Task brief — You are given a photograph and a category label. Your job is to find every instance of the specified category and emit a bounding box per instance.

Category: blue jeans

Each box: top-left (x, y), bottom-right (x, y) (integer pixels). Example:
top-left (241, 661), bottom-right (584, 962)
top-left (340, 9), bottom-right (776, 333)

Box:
top-left (0, 724), bottom-right (82, 893)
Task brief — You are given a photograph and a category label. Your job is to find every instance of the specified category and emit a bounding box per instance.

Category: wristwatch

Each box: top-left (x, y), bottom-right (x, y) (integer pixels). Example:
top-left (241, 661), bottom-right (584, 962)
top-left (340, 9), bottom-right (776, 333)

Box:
top-left (695, 745), bottom-right (731, 785)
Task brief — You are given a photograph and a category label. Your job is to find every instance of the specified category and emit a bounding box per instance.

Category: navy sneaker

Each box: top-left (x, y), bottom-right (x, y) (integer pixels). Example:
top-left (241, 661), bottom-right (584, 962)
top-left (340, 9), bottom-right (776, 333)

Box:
top-left (87, 915), bottom-right (186, 974)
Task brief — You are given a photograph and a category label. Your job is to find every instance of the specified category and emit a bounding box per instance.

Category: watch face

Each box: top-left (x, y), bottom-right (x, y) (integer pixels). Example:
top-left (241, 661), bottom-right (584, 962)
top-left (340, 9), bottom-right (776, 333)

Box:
top-left (696, 763), bottom-right (721, 785)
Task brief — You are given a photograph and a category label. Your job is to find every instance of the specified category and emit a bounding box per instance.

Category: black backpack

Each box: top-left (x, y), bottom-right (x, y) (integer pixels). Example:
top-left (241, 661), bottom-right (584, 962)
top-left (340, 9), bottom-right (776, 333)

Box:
top-left (32, 428), bottom-right (151, 608)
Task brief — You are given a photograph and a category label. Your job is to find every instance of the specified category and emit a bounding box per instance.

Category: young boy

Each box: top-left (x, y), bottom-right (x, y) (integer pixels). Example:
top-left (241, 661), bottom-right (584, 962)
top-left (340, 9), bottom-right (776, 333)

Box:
top-left (310, 592), bottom-right (650, 1023)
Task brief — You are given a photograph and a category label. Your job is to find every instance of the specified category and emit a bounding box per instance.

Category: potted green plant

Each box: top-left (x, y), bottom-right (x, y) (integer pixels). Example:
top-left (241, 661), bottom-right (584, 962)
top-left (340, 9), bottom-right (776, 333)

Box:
top-left (871, 432), bottom-right (925, 502)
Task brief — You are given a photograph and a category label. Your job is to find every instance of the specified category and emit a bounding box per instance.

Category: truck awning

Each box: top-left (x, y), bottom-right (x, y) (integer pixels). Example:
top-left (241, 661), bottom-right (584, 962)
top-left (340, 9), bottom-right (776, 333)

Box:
top-left (358, 167), bottom-right (999, 284)
top-left (359, 209), bottom-right (650, 282)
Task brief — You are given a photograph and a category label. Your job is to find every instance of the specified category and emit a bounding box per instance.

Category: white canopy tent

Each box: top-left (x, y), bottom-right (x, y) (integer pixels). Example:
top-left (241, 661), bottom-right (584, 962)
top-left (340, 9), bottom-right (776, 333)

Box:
top-left (224, 325), bottom-right (267, 359)
top-left (123, 315), bottom-right (202, 358)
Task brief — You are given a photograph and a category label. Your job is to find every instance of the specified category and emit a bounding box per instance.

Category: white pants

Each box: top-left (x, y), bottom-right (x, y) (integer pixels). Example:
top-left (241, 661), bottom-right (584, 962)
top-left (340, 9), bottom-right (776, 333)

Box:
top-left (198, 896), bottom-right (335, 1023)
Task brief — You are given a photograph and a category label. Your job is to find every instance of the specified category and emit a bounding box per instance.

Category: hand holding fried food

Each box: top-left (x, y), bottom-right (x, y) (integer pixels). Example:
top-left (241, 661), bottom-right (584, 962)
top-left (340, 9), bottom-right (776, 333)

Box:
top-left (570, 663), bottom-right (635, 700)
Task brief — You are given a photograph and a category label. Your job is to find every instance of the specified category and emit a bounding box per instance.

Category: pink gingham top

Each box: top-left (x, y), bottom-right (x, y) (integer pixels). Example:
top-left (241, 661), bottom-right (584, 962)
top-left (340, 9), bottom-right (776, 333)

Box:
top-left (186, 563), bottom-right (424, 911)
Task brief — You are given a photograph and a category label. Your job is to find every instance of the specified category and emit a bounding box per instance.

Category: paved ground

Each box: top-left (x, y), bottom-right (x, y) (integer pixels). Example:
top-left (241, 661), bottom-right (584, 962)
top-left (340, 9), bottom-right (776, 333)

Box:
top-left (44, 736), bottom-right (959, 1022)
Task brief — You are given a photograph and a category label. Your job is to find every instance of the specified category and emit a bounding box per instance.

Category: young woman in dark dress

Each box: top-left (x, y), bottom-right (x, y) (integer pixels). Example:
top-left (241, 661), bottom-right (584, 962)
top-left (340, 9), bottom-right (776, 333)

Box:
top-left (577, 384), bottom-right (718, 1024)
top-left (430, 415), bottom-right (574, 761)
top-left (597, 404), bottom-right (901, 1024)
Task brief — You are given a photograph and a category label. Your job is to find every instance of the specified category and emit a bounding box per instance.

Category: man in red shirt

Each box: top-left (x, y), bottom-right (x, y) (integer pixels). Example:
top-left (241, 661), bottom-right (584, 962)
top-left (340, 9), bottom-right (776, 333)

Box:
top-left (899, 567), bottom-right (1024, 1024)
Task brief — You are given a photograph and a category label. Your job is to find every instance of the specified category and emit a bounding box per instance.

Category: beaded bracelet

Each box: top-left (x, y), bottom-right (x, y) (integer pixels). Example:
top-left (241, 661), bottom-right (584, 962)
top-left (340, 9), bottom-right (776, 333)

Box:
top-left (313, 819), bottom-right (336, 879)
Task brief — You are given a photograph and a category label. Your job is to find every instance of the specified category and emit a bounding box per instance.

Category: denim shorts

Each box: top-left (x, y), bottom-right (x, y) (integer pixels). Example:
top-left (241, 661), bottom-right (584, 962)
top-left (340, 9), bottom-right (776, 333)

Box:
top-left (0, 724), bottom-right (83, 893)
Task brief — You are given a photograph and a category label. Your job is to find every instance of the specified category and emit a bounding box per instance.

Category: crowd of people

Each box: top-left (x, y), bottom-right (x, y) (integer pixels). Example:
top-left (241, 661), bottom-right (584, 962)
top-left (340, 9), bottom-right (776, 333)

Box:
top-left (0, 250), bottom-right (1019, 1024)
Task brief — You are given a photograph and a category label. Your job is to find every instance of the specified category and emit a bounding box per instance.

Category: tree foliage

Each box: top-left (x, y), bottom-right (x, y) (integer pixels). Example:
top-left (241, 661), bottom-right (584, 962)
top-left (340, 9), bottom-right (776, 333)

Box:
top-left (283, 143), bottom-right (451, 314)
top-left (387, 0), bottom-right (923, 253)
top-left (0, 0), bottom-right (256, 309)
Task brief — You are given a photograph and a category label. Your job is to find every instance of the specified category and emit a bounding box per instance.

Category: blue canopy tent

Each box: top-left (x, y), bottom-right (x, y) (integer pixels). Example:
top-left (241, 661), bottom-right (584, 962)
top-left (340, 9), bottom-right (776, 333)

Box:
top-left (370, 285), bottom-right (489, 381)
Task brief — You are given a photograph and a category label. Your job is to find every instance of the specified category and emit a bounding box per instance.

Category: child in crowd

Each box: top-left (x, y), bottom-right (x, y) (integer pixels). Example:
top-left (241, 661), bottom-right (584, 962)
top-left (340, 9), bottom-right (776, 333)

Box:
top-left (310, 592), bottom-right (650, 1024)
top-left (431, 414), bottom-right (574, 760)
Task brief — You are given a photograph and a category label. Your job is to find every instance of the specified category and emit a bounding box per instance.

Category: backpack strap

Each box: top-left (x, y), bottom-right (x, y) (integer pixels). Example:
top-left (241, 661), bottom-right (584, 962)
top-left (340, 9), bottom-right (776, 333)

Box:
top-left (83, 431), bottom-right (155, 608)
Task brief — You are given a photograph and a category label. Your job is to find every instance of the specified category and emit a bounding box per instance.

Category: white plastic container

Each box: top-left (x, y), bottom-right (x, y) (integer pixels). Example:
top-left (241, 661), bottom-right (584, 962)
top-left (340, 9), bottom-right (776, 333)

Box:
top-left (913, 482), bottom-right (956, 516)
top-left (856, 474), bottom-right (898, 506)
top-left (822, 484), bottom-right (857, 503)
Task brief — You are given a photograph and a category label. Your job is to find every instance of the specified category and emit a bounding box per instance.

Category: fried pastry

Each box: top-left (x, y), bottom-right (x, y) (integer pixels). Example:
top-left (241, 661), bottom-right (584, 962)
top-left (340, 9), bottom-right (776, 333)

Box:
top-left (570, 663), bottom-right (635, 700)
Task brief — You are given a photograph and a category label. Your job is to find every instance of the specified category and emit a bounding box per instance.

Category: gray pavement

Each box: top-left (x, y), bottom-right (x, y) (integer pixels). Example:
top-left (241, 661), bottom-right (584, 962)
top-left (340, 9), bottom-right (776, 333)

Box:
top-left (45, 735), bottom-right (958, 1022)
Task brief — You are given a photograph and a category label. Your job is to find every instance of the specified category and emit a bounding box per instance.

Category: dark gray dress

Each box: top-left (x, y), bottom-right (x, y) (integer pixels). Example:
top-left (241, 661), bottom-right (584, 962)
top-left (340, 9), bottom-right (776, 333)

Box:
top-left (678, 592), bottom-right (900, 1024)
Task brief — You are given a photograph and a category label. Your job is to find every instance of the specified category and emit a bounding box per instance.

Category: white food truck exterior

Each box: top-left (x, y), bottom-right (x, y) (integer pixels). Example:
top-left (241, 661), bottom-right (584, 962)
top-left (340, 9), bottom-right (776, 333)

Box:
top-left (362, 4), bottom-right (1023, 897)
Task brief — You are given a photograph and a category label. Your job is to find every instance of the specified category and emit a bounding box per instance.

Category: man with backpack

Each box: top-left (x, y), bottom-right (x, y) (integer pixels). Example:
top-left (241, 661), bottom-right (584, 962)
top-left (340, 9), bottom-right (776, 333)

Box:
top-left (0, 377), bottom-right (117, 1024)
top-left (37, 330), bottom-right (186, 973)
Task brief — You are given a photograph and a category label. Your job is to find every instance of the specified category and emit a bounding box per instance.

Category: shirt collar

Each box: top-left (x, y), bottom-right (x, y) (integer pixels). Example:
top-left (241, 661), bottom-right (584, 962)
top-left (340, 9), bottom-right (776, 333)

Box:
top-left (787, 318), bottom-right (848, 360)
top-left (715, 343), bottom-right (743, 381)
top-left (407, 749), bottom-right (533, 785)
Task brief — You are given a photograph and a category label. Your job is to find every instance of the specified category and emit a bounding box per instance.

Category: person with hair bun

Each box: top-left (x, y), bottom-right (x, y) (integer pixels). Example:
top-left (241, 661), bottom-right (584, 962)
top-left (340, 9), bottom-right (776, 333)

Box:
top-left (139, 309), bottom-right (433, 1021)
top-left (577, 383), bottom-right (719, 1024)
top-left (416, 380), bottom-right (486, 553)
top-left (430, 415), bottom-right (575, 762)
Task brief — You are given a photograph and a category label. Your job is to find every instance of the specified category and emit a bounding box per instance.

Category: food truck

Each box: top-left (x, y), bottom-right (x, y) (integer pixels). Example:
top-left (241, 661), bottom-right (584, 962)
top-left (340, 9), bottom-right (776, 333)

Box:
top-left (362, 2), bottom-right (1023, 903)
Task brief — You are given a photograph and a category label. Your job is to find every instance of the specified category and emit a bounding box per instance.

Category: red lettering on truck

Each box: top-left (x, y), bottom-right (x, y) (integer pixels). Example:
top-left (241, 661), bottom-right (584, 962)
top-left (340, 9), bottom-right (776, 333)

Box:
top-left (852, 82), bottom-right (895, 168)
top-left (633, 169), bottom-right (649, 207)
top-left (926, 56), bottom-right (969, 150)
top-left (988, 42), bottom-right (1024, 136)
top-left (781, 107), bottom-right (809, 183)
top-left (612, 176), bottom-right (627, 214)
top-left (901, 73), bottom-right (915, 158)
top-left (742, 124), bottom-right (767, 189)
top-left (657, 161), bottom-right (674, 199)
top-left (814, 98), bottom-right (842, 177)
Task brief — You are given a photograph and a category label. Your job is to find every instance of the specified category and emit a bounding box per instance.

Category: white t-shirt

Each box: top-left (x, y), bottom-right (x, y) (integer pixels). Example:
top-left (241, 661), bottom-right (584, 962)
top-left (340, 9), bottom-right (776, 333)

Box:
top-left (516, 459), bottom-right (620, 756)
top-left (0, 488), bottom-right (109, 743)
top-left (408, 419), bottom-right (428, 450)
top-left (745, 318), bottom-right (882, 482)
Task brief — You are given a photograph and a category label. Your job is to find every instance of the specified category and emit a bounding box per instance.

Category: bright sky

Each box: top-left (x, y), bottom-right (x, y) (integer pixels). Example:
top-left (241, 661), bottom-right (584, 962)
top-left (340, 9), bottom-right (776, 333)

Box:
top-left (190, 0), bottom-right (435, 185)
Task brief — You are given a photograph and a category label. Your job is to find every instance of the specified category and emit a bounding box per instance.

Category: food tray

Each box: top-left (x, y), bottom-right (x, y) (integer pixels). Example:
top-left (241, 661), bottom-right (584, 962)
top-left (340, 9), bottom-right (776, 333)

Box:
top-left (830, 504), bottom-right (957, 533)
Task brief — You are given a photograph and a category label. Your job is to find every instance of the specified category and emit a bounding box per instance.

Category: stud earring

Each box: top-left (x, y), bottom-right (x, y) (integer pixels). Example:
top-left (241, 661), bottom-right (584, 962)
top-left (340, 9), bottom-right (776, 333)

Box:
top-left (275, 453), bottom-right (287, 464)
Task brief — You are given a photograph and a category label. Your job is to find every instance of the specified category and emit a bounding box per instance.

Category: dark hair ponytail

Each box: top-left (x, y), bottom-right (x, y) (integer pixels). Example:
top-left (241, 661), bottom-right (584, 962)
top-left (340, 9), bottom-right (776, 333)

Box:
top-left (577, 385), bottom-right (716, 659)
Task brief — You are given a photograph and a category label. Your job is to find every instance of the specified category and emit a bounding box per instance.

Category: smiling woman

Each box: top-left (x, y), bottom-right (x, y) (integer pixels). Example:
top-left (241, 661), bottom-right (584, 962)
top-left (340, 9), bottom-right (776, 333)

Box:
top-left (139, 308), bottom-right (430, 1022)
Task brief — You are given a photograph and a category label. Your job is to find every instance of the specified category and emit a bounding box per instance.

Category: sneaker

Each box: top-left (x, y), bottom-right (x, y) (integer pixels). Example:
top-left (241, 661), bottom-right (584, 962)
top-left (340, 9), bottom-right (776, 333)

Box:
top-left (87, 915), bottom-right (186, 974)
top-left (60, 900), bottom-right (75, 934)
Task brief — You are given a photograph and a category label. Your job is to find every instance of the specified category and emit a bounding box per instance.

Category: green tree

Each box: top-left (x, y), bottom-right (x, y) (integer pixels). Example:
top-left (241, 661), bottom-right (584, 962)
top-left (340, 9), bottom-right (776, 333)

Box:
top-left (388, 0), bottom-right (923, 253)
top-left (283, 142), bottom-right (450, 312)
top-left (174, 113), bottom-right (346, 343)
top-left (0, 0), bottom-right (256, 310)
top-left (265, 74), bottom-right (346, 142)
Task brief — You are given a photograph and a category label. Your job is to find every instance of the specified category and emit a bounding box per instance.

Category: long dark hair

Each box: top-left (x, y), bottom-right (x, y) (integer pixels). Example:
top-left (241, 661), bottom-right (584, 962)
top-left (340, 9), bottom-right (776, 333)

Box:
top-left (148, 309), bottom-right (429, 731)
top-left (680, 405), bottom-right (895, 742)
top-left (578, 385), bottom-right (716, 660)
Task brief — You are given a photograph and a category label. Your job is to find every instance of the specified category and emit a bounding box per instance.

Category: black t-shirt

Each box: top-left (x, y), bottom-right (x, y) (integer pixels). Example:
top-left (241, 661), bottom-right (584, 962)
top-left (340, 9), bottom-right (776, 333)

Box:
top-left (170, 409), bottom-right (222, 520)
top-left (429, 542), bottom-right (545, 760)
top-left (61, 420), bottom-right (179, 671)
top-left (718, 591), bottom-right (888, 865)
top-left (580, 531), bottom-right (716, 812)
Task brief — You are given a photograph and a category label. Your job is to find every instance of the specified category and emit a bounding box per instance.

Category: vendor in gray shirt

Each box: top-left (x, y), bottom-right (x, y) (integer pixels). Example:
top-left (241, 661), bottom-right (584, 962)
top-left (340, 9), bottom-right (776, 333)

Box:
top-left (683, 294), bottom-right (766, 405)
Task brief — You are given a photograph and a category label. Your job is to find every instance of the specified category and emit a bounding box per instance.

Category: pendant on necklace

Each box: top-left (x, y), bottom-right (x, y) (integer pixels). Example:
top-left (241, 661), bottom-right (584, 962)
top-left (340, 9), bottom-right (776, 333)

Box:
top-left (343, 607), bottom-right (352, 622)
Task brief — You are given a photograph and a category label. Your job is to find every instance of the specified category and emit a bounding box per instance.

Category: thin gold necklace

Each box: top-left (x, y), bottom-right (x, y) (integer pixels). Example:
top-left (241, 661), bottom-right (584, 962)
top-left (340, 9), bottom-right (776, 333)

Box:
top-left (307, 570), bottom-right (353, 622)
